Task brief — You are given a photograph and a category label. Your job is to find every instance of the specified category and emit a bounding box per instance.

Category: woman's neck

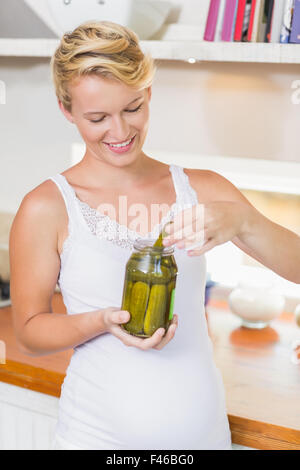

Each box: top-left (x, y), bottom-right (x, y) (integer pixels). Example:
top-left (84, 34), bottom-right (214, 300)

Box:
top-left (71, 152), bottom-right (163, 190)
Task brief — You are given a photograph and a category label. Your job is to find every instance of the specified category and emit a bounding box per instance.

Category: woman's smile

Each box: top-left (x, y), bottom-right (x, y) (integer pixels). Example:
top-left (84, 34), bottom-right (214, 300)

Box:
top-left (103, 134), bottom-right (136, 154)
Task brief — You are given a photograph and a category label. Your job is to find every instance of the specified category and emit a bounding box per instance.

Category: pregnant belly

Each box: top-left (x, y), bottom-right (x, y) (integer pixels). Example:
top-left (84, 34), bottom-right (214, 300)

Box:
top-left (60, 338), bottom-right (230, 450)
top-left (109, 351), bottom-right (228, 449)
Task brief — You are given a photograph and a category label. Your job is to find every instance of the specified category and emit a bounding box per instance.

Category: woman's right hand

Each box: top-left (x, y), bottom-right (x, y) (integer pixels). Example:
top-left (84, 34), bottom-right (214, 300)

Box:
top-left (102, 307), bottom-right (178, 350)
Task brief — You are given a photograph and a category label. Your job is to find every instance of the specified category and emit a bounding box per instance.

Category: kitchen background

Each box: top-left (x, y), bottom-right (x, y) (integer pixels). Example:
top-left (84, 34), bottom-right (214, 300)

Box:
top-left (0, 0), bottom-right (299, 308)
top-left (0, 0), bottom-right (300, 450)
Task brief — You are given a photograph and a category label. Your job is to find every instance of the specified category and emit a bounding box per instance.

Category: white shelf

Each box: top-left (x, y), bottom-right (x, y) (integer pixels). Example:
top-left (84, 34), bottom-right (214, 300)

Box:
top-left (1, 37), bottom-right (300, 64)
top-left (149, 150), bottom-right (300, 195)
top-left (0, 38), bottom-right (58, 58)
top-left (71, 143), bottom-right (300, 195)
top-left (142, 41), bottom-right (300, 64)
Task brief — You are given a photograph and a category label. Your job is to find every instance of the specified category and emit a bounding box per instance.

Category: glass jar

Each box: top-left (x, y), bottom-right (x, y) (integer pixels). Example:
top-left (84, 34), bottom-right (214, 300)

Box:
top-left (121, 239), bottom-right (178, 337)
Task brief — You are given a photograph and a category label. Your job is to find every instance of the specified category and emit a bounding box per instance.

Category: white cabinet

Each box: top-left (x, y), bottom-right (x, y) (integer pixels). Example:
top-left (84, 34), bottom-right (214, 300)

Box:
top-left (0, 381), bottom-right (59, 450)
top-left (1, 36), bottom-right (300, 64)
top-left (0, 381), bottom-right (257, 450)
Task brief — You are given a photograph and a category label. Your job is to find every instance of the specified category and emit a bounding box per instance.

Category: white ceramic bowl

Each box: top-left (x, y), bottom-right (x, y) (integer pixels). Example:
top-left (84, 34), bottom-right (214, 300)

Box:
top-left (24, 0), bottom-right (172, 39)
top-left (228, 282), bottom-right (285, 329)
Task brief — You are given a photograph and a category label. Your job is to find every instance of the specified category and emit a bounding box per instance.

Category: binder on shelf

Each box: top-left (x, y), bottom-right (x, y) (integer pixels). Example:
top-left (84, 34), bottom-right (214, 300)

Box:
top-left (289, 0), bottom-right (300, 43)
top-left (231, 0), bottom-right (240, 39)
top-left (234, 0), bottom-right (247, 41)
top-left (215, 0), bottom-right (227, 41)
top-left (204, 0), bottom-right (221, 41)
top-left (247, 0), bottom-right (257, 40)
top-left (221, 0), bottom-right (239, 41)
top-left (200, 0), bottom-right (298, 44)
top-left (270, 0), bottom-right (286, 42)
top-left (251, 0), bottom-right (265, 41)
top-left (264, 0), bottom-right (274, 42)
top-left (241, 0), bottom-right (253, 41)
top-left (280, 0), bottom-right (294, 43)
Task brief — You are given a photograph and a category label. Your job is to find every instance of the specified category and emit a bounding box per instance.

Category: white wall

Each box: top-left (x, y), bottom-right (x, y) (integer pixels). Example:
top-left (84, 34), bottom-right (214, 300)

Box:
top-left (0, 0), bottom-right (57, 38)
top-left (0, 0), bottom-right (300, 213)
top-left (1, 56), bottom-right (300, 213)
top-left (164, 0), bottom-right (212, 28)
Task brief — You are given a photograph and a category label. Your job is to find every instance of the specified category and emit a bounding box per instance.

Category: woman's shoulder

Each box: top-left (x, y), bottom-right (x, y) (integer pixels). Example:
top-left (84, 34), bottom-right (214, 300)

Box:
top-left (183, 167), bottom-right (250, 204)
top-left (183, 167), bottom-right (218, 180)
top-left (15, 178), bottom-right (67, 230)
top-left (182, 168), bottom-right (219, 200)
top-left (24, 178), bottom-right (64, 210)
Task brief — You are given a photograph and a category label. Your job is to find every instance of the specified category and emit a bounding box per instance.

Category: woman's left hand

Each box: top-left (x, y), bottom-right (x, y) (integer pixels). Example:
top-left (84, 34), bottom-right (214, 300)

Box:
top-left (162, 201), bottom-right (248, 256)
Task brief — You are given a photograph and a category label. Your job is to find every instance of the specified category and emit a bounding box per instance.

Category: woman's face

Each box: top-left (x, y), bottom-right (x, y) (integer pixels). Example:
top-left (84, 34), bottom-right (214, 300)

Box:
top-left (60, 74), bottom-right (151, 167)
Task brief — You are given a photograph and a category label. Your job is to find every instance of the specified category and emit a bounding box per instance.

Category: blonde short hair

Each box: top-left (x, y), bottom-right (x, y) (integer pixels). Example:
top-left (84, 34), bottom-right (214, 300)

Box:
top-left (51, 21), bottom-right (156, 111)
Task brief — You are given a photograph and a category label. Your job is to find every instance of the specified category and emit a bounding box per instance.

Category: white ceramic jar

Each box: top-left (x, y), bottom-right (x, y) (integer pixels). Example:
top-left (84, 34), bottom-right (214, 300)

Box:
top-left (228, 279), bottom-right (285, 329)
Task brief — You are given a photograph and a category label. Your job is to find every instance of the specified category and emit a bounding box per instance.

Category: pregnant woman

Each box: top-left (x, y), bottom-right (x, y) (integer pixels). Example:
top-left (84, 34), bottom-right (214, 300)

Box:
top-left (9, 21), bottom-right (300, 450)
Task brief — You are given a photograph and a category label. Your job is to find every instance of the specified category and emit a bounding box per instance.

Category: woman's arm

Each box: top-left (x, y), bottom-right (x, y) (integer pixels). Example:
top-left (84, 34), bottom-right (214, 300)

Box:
top-left (205, 171), bottom-right (300, 283)
top-left (232, 202), bottom-right (300, 284)
top-left (163, 170), bottom-right (300, 284)
top-left (10, 182), bottom-right (177, 356)
top-left (9, 184), bottom-right (110, 356)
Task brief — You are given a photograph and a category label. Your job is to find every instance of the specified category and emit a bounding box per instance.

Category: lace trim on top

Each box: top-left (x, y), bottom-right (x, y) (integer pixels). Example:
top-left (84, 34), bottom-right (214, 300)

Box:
top-left (58, 165), bottom-right (198, 252)
top-left (175, 167), bottom-right (199, 207)
top-left (77, 198), bottom-right (180, 250)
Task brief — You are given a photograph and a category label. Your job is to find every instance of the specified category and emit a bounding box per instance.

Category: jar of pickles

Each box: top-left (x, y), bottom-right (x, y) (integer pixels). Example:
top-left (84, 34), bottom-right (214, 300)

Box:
top-left (121, 239), bottom-right (178, 337)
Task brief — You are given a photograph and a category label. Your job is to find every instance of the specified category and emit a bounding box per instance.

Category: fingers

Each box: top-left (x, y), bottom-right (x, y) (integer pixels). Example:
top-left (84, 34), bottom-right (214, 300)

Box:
top-left (163, 224), bottom-right (218, 256)
top-left (162, 205), bottom-right (207, 253)
top-left (164, 225), bottom-right (205, 246)
top-left (111, 323), bottom-right (165, 350)
top-left (153, 314), bottom-right (178, 350)
top-left (110, 314), bottom-right (179, 351)
top-left (164, 205), bottom-right (205, 235)
top-left (139, 327), bottom-right (167, 350)
top-left (164, 233), bottom-right (206, 254)
top-left (111, 309), bottom-right (130, 324)
top-left (102, 307), bottom-right (130, 333)
top-left (186, 238), bottom-right (217, 256)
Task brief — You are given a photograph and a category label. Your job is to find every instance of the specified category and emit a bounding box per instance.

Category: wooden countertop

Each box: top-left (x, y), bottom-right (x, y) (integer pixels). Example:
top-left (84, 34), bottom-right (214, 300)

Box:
top-left (0, 293), bottom-right (300, 450)
top-left (0, 294), bottom-right (72, 396)
top-left (207, 300), bottom-right (300, 450)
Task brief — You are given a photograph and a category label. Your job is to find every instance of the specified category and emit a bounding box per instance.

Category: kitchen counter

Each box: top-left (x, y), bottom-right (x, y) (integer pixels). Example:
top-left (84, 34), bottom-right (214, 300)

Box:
top-left (0, 294), bottom-right (72, 396)
top-left (207, 299), bottom-right (300, 450)
top-left (0, 293), bottom-right (300, 450)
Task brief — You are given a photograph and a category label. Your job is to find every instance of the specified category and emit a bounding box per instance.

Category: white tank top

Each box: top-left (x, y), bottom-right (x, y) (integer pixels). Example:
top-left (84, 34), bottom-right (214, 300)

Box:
top-left (48, 164), bottom-right (231, 450)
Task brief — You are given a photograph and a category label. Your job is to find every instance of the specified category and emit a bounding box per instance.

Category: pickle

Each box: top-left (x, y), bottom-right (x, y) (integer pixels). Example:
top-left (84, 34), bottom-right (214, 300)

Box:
top-left (121, 279), bottom-right (133, 312)
top-left (130, 255), bottom-right (172, 284)
top-left (129, 254), bottom-right (155, 282)
top-left (153, 221), bottom-right (174, 248)
top-left (130, 270), bottom-right (151, 283)
top-left (161, 257), bottom-right (172, 268)
top-left (124, 281), bottom-right (150, 335)
top-left (121, 229), bottom-right (177, 337)
top-left (130, 265), bottom-right (157, 282)
top-left (153, 231), bottom-right (164, 248)
top-left (161, 255), bottom-right (177, 276)
top-left (150, 265), bottom-right (171, 284)
top-left (129, 251), bottom-right (148, 263)
top-left (143, 284), bottom-right (167, 336)
top-left (166, 280), bottom-right (176, 327)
